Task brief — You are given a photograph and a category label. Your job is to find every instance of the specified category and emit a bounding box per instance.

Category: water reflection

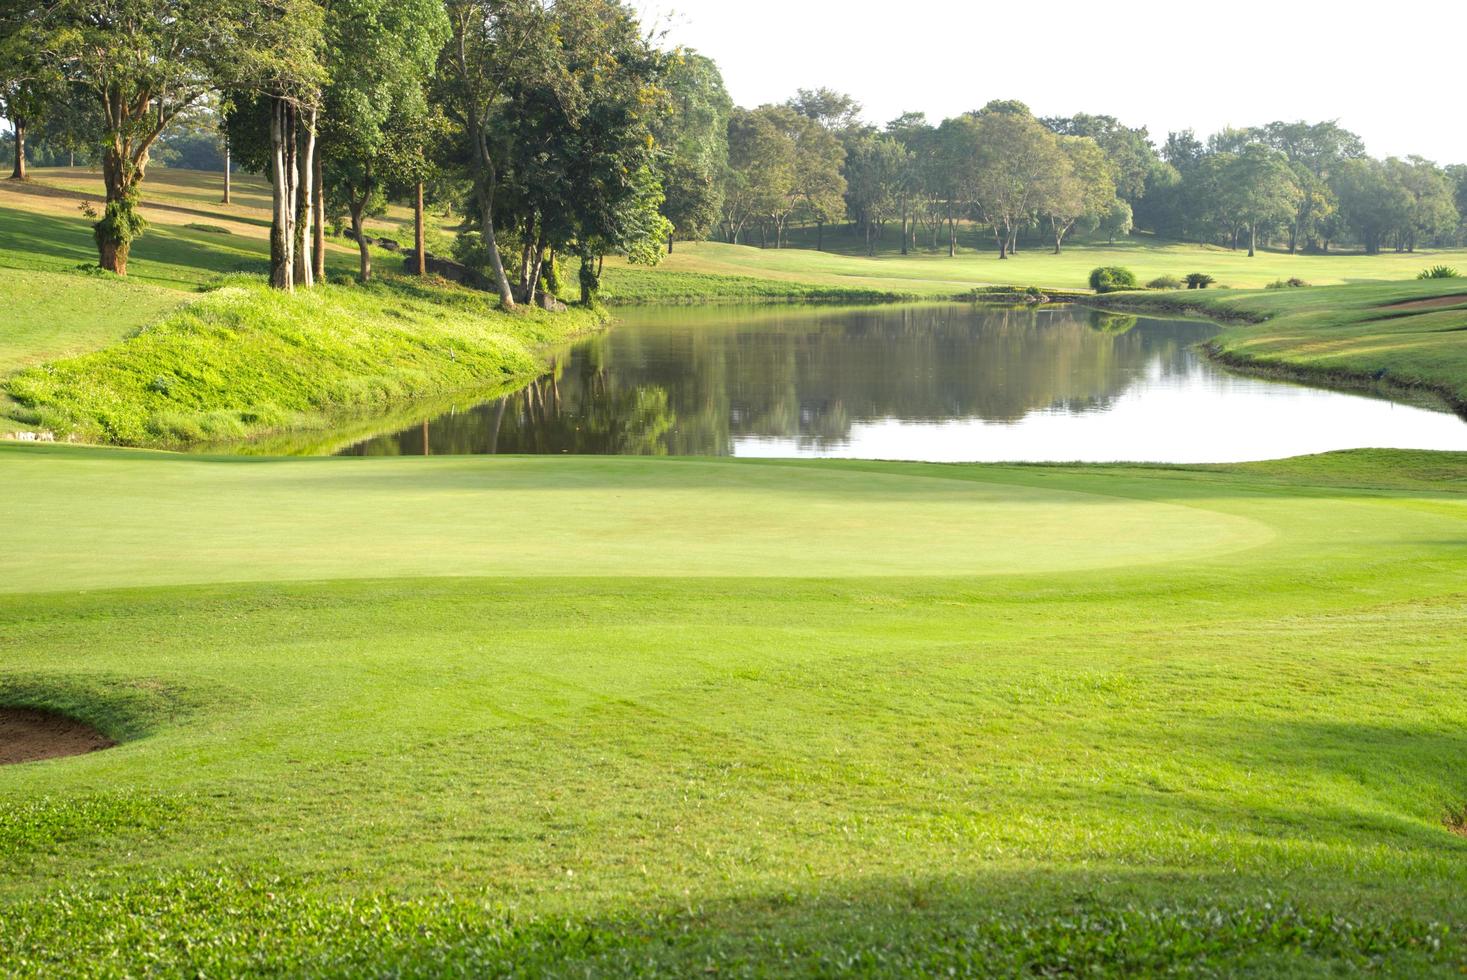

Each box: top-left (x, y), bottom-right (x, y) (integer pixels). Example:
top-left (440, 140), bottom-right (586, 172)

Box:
top-left (339, 304), bottom-right (1467, 463)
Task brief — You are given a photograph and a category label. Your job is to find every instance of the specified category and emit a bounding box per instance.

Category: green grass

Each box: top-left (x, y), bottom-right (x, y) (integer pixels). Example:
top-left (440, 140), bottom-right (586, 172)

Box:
top-left (2, 446), bottom-right (1467, 975)
top-left (1097, 279), bottom-right (1467, 414)
top-left (605, 236), bottom-right (1467, 298)
top-left (6, 163), bottom-right (1467, 975)
top-left (600, 264), bottom-right (920, 304)
top-left (4, 276), bottom-right (606, 447)
top-left (0, 268), bottom-right (185, 374)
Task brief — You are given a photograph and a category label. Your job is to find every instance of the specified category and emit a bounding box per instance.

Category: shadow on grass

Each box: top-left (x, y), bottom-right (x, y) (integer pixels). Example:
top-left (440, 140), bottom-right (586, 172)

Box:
top-left (0, 205), bottom-right (270, 287)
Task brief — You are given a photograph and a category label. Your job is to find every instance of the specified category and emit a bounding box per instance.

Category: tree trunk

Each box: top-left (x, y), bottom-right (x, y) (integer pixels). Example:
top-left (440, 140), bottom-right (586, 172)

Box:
top-left (312, 151), bottom-right (325, 281)
top-left (98, 238), bottom-right (128, 276)
top-left (350, 200), bottom-right (371, 282)
top-left (415, 182), bottom-right (427, 275)
top-left (268, 97), bottom-right (296, 292)
top-left (900, 206), bottom-right (909, 256)
top-left (1248, 223), bottom-right (1256, 258)
top-left (96, 142), bottom-right (140, 275)
top-left (526, 234), bottom-right (544, 307)
top-left (469, 122), bottom-right (515, 305)
top-left (8, 119), bottom-right (25, 180)
top-left (222, 145), bottom-right (231, 203)
top-left (948, 216), bottom-right (956, 258)
top-left (293, 108), bottom-right (317, 289)
top-left (479, 194), bottom-right (514, 306)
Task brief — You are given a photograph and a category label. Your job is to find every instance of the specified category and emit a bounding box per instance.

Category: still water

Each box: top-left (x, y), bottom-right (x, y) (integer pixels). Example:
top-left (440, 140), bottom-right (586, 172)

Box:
top-left (340, 304), bottom-right (1467, 463)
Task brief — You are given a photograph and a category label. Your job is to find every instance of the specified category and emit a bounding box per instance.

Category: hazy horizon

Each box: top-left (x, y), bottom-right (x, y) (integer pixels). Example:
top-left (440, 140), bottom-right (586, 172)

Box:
top-left (633, 0), bottom-right (1467, 164)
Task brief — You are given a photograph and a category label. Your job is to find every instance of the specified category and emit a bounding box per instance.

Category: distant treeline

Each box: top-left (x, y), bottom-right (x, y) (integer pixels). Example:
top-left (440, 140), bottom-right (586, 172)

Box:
top-left (4, 1), bottom-right (1463, 303)
top-left (713, 93), bottom-right (1467, 259)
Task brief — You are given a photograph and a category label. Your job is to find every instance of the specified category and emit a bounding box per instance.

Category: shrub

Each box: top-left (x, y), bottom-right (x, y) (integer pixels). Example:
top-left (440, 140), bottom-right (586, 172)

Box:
top-left (1146, 275), bottom-right (1181, 290)
top-left (1265, 278), bottom-right (1310, 290)
top-left (1185, 273), bottom-right (1216, 290)
top-left (1088, 266), bottom-right (1138, 294)
top-left (1418, 265), bottom-right (1461, 279)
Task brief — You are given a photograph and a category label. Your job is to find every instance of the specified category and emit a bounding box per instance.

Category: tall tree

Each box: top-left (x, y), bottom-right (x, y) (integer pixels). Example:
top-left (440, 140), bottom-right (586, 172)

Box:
top-left (1044, 136), bottom-right (1115, 254)
top-left (929, 114), bottom-right (981, 256)
top-left (1332, 157), bottom-right (1408, 255)
top-left (783, 109), bottom-right (846, 249)
top-left (496, 0), bottom-right (669, 304)
top-left (785, 87), bottom-right (862, 133)
top-left (651, 50), bottom-right (730, 251)
top-left (720, 106), bottom-right (793, 245)
top-left (844, 132), bottom-right (909, 254)
top-left (319, 0), bottom-right (448, 282)
top-left (1218, 144), bottom-right (1300, 257)
top-left (884, 112), bottom-right (930, 255)
top-left (440, 0), bottom-right (548, 307)
top-left (50, 0), bottom-right (239, 273)
top-left (1042, 112), bottom-right (1157, 204)
top-left (0, 5), bottom-right (63, 181)
top-left (1385, 156), bottom-right (1457, 252)
top-left (222, 0), bottom-right (327, 290)
top-left (970, 108), bottom-right (1065, 259)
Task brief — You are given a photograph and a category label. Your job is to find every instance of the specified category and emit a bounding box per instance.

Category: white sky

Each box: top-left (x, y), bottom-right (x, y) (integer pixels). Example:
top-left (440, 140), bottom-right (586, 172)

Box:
top-left (633, 0), bottom-right (1467, 164)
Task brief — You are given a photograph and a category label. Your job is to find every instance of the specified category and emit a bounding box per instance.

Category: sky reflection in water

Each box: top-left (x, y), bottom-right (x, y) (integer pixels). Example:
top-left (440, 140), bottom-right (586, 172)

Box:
top-left (340, 304), bottom-right (1467, 464)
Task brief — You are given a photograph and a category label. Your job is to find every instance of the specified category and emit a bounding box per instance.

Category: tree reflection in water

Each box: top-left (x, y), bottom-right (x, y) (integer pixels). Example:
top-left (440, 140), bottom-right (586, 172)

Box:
top-left (343, 304), bottom-right (1219, 458)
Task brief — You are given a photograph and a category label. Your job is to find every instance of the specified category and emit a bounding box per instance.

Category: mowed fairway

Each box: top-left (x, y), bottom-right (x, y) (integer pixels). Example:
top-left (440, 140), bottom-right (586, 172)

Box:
top-left (603, 237), bottom-right (1467, 298)
top-left (4, 446), bottom-right (1467, 974)
top-left (0, 448), bottom-right (1274, 589)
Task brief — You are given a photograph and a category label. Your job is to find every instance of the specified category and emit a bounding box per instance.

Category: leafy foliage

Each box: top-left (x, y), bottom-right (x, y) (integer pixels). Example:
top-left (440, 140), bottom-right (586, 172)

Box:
top-left (1089, 265), bottom-right (1138, 293)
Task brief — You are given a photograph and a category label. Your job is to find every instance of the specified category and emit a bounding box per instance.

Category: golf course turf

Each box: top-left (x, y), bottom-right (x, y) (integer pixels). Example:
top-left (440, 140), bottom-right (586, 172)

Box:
top-left (6, 165), bottom-right (1467, 974)
top-left (3, 446), bottom-right (1467, 974)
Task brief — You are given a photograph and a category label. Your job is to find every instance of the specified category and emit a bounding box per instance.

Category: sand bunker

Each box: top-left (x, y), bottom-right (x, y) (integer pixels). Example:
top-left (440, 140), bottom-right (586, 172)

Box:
top-left (0, 708), bottom-right (114, 765)
top-left (1383, 294), bottom-right (1467, 312)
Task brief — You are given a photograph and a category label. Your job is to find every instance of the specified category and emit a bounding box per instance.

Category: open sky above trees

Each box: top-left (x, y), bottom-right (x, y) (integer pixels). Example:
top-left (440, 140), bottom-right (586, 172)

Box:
top-left (635, 0), bottom-right (1467, 164)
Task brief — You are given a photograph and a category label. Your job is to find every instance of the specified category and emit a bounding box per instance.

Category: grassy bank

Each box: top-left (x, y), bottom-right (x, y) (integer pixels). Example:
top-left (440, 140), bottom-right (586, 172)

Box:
top-left (2, 446), bottom-right (1466, 974)
top-left (0, 268), bottom-right (187, 374)
top-left (1094, 279), bottom-right (1467, 415)
top-left (4, 277), bottom-right (606, 447)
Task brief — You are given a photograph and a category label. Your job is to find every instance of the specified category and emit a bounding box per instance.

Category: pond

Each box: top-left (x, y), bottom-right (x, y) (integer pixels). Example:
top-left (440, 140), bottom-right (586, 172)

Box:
top-left (338, 303), bottom-right (1467, 464)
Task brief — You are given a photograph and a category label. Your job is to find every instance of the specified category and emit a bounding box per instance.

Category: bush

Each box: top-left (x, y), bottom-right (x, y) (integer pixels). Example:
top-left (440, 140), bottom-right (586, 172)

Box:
top-left (1418, 265), bottom-right (1461, 279)
top-left (1185, 273), bottom-right (1216, 290)
top-left (1088, 266), bottom-right (1138, 294)
top-left (1146, 275), bottom-right (1181, 290)
top-left (1265, 278), bottom-right (1310, 290)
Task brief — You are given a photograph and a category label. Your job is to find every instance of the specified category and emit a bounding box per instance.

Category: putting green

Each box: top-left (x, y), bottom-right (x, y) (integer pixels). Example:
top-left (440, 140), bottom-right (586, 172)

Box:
top-left (1, 448), bottom-right (1273, 592)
